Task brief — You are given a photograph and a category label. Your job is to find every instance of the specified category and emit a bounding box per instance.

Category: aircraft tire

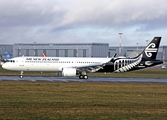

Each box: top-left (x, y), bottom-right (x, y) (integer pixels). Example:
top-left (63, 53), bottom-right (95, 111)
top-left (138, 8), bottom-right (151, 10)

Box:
top-left (84, 75), bottom-right (88, 79)
top-left (79, 75), bottom-right (83, 79)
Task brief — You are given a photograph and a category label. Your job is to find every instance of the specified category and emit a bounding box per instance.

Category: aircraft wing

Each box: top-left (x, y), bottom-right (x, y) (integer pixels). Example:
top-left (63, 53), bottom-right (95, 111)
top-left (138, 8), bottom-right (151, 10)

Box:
top-left (76, 55), bottom-right (117, 73)
top-left (76, 64), bottom-right (105, 73)
top-left (62, 54), bottom-right (117, 73)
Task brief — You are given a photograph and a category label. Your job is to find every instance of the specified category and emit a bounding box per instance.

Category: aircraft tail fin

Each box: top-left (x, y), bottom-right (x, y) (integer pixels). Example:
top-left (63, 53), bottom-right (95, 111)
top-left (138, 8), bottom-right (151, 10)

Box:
top-left (42, 53), bottom-right (46, 57)
top-left (141, 37), bottom-right (161, 61)
top-left (100, 37), bottom-right (162, 73)
top-left (5, 52), bottom-right (12, 59)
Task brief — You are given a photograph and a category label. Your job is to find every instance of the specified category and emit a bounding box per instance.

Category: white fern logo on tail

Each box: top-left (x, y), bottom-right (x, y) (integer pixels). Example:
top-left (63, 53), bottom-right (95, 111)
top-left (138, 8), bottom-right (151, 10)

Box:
top-left (114, 54), bottom-right (143, 72)
top-left (145, 43), bottom-right (157, 57)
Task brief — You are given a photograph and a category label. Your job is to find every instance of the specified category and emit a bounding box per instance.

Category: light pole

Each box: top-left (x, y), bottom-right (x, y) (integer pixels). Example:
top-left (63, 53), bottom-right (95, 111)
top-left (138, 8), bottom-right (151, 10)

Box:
top-left (136, 43), bottom-right (139, 55)
top-left (146, 40), bottom-right (149, 45)
top-left (76, 44), bottom-right (78, 57)
top-left (118, 33), bottom-right (123, 56)
top-left (19, 43), bottom-right (22, 56)
top-left (34, 42), bottom-right (36, 56)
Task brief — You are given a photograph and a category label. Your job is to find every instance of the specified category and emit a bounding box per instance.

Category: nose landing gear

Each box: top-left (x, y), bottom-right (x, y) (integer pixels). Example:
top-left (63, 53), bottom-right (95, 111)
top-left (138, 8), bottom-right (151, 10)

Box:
top-left (20, 71), bottom-right (24, 79)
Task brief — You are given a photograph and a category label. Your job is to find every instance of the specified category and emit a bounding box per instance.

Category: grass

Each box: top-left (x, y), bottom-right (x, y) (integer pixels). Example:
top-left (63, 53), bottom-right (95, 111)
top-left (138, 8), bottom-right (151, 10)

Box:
top-left (0, 82), bottom-right (167, 120)
top-left (0, 66), bottom-right (167, 119)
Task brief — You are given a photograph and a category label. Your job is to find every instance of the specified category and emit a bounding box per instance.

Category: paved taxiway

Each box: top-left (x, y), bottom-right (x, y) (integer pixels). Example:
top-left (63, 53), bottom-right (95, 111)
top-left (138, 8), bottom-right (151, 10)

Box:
top-left (0, 76), bottom-right (167, 83)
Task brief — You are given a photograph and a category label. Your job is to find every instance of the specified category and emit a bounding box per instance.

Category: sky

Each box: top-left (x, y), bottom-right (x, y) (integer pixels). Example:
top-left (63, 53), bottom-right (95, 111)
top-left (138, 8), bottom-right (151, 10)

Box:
top-left (0, 0), bottom-right (167, 46)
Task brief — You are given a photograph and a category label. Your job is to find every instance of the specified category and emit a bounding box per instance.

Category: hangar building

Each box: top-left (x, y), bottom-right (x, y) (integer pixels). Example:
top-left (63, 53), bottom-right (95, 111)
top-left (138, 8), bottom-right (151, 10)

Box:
top-left (0, 43), bottom-right (167, 63)
top-left (13, 43), bottom-right (109, 58)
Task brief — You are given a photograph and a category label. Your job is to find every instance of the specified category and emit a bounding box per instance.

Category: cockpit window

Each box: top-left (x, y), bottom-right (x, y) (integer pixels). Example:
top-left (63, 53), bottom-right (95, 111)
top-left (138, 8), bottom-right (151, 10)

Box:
top-left (6, 60), bottom-right (15, 63)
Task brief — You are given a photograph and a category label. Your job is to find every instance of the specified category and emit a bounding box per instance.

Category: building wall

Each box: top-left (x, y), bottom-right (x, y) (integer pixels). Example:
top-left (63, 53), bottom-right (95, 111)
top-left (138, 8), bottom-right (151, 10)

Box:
top-left (0, 44), bottom-right (13, 57)
top-left (91, 43), bottom-right (109, 57)
top-left (1, 43), bottom-right (167, 62)
top-left (13, 43), bottom-right (109, 58)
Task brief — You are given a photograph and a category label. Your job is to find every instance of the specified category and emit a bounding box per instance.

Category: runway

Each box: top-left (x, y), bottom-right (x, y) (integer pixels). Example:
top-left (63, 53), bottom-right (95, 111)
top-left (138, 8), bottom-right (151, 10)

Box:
top-left (0, 76), bottom-right (167, 83)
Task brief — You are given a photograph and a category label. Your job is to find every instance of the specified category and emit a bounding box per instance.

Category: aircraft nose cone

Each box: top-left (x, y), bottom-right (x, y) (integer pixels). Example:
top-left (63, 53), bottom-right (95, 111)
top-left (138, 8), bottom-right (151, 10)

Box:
top-left (2, 63), bottom-right (8, 70)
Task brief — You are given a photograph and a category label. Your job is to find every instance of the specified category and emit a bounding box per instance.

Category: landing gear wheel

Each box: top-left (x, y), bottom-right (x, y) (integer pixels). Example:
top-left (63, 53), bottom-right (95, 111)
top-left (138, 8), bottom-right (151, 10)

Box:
top-left (20, 75), bottom-right (23, 79)
top-left (84, 75), bottom-right (88, 79)
top-left (79, 75), bottom-right (88, 79)
top-left (20, 71), bottom-right (24, 79)
top-left (79, 75), bottom-right (84, 79)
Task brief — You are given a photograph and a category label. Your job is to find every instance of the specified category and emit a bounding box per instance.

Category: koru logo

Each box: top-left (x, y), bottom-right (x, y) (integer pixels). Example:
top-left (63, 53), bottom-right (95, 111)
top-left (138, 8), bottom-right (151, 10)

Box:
top-left (145, 43), bottom-right (157, 57)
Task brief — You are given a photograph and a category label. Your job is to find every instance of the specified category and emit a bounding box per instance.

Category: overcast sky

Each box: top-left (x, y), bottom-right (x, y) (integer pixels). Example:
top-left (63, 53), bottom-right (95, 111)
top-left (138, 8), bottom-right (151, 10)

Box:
top-left (0, 0), bottom-right (167, 46)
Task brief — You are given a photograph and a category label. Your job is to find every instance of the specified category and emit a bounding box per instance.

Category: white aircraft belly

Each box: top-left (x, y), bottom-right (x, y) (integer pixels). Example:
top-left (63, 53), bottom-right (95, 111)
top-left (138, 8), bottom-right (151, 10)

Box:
top-left (14, 63), bottom-right (61, 71)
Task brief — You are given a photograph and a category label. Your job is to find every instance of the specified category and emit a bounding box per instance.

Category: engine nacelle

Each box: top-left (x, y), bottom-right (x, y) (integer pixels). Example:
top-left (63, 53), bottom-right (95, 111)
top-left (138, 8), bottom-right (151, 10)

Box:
top-left (62, 68), bottom-right (76, 76)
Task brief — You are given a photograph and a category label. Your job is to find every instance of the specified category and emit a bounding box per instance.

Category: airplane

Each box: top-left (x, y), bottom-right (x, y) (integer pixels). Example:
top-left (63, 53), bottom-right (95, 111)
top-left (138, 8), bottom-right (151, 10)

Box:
top-left (42, 53), bottom-right (46, 57)
top-left (2, 37), bottom-right (163, 79)
top-left (5, 52), bottom-right (12, 59)
top-left (0, 52), bottom-right (12, 65)
top-left (2, 54), bottom-right (115, 79)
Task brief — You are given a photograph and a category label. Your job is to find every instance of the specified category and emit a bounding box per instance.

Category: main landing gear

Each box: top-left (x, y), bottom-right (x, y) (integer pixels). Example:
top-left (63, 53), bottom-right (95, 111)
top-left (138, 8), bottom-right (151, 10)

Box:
top-left (78, 71), bottom-right (88, 79)
top-left (79, 75), bottom-right (88, 79)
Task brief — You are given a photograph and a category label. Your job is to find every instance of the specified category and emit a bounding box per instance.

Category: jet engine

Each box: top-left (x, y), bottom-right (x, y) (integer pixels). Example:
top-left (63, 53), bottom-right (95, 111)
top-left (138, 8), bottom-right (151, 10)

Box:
top-left (62, 68), bottom-right (76, 76)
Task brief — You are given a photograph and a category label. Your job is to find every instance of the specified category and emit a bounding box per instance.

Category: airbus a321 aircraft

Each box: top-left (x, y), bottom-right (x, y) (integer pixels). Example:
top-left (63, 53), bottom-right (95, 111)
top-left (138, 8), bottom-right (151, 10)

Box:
top-left (2, 37), bottom-right (163, 79)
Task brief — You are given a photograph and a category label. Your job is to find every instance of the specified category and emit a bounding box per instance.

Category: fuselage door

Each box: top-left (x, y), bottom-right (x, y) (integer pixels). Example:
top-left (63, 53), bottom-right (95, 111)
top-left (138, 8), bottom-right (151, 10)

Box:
top-left (19, 57), bottom-right (24, 66)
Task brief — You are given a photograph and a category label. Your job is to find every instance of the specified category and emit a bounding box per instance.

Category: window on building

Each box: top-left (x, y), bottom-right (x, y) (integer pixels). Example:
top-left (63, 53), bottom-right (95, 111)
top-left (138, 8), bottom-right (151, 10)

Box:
top-left (83, 49), bottom-right (86, 57)
top-left (65, 49), bottom-right (68, 57)
top-left (17, 49), bottom-right (19, 56)
top-left (56, 50), bottom-right (59, 57)
top-left (18, 49), bottom-right (22, 56)
top-left (26, 49), bottom-right (29, 56)
top-left (43, 49), bottom-right (46, 55)
top-left (73, 49), bottom-right (77, 57)
top-left (108, 52), bottom-right (110, 57)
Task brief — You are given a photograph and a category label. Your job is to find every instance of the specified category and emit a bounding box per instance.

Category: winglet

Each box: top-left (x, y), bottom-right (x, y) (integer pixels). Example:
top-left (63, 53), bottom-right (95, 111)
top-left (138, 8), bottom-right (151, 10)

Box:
top-left (110, 53), bottom-right (117, 62)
